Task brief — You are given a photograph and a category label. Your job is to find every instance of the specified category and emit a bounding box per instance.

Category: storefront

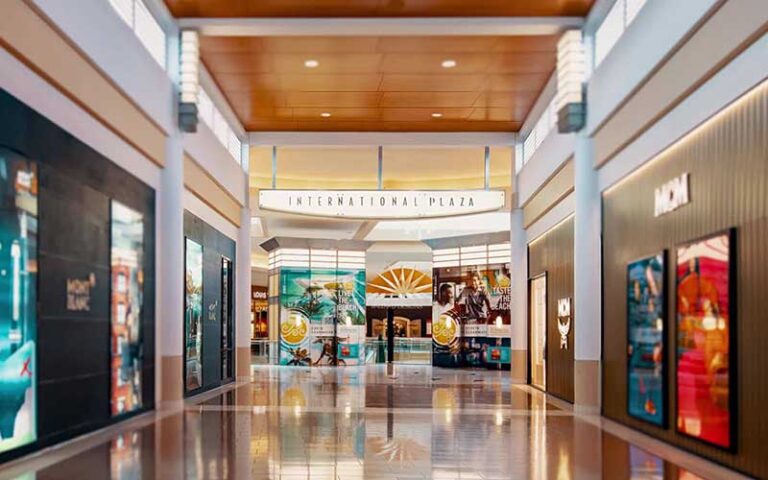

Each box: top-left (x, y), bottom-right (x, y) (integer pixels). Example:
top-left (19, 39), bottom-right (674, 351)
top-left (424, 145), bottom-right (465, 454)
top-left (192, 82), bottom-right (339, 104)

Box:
top-left (251, 286), bottom-right (268, 339)
top-left (365, 243), bottom-right (433, 363)
top-left (601, 81), bottom-right (767, 478)
top-left (0, 89), bottom-right (155, 461)
top-left (430, 239), bottom-right (512, 370)
top-left (265, 240), bottom-right (367, 367)
top-left (526, 217), bottom-right (574, 402)
top-left (183, 211), bottom-right (235, 395)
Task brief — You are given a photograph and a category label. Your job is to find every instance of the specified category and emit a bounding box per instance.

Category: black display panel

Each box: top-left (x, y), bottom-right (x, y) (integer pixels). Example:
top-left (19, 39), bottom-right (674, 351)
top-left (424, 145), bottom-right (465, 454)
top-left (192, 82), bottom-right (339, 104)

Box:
top-left (0, 88), bottom-right (155, 460)
top-left (183, 211), bottom-right (235, 395)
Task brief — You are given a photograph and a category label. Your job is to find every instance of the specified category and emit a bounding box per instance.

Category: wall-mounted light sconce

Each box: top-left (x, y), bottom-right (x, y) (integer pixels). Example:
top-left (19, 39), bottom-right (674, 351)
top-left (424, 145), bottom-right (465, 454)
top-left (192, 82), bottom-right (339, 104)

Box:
top-left (179, 29), bottom-right (199, 132)
top-left (555, 29), bottom-right (587, 133)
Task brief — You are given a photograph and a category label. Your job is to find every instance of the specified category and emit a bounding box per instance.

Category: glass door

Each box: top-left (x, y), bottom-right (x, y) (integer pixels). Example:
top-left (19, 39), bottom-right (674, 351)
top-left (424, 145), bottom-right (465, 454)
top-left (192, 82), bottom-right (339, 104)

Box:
top-left (530, 274), bottom-right (547, 390)
top-left (221, 257), bottom-right (234, 381)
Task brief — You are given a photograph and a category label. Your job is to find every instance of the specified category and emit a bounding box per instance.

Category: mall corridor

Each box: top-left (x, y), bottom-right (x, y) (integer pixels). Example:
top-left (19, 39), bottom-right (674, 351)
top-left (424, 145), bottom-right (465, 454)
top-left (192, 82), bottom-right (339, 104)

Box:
top-left (0, 365), bottom-right (743, 479)
top-left (0, 0), bottom-right (767, 478)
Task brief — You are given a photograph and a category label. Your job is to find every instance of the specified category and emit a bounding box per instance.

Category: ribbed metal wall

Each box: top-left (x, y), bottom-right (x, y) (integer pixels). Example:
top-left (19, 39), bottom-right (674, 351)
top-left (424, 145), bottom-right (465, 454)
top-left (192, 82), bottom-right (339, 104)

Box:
top-left (602, 81), bottom-right (768, 478)
top-left (528, 216), bottom-right (575, 403)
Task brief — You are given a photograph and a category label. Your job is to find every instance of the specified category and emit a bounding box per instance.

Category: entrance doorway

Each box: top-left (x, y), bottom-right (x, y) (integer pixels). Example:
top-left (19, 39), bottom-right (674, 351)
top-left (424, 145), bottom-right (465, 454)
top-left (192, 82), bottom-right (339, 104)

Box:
top-left (529, 274), bottom-right (547, 390)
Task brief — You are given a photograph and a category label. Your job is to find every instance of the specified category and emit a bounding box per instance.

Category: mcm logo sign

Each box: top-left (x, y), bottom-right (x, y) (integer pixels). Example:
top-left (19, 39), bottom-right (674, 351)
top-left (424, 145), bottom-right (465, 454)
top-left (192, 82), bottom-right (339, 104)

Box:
top-left (654, 173), bottom-right (689, 217)
top-left (557, 297), bottom-right (572, 350)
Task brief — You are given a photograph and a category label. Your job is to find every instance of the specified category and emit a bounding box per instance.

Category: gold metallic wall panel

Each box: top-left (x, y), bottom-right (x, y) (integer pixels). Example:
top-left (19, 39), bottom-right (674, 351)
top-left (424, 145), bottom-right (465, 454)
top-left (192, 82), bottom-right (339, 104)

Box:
top-left (0, 0), bottom-right (166, 166)
top-left (528, 216), bottom-right (575, 403)
top-left (184, 155), bottom-right (242, 227)
top-left (523, 159), bottom-right (574, 228)
top-left (602, 81), bottom-right (768, 478)
top-left (248, 146), bottom-right (513, 190)
top-left (593, 0), bottom-right (768, 167)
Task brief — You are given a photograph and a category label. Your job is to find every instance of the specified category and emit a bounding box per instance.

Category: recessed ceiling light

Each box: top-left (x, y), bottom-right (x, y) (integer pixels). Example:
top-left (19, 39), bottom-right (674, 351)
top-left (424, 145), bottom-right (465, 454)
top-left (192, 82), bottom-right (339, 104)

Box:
top-left (431, 112), bottom-right (443, 118)
top-left (441, 59), bottom-right (457, 69)
top-left (304, 59), bottom-right (319, 68)
top-left (321, 112), bottom-right (332, 118)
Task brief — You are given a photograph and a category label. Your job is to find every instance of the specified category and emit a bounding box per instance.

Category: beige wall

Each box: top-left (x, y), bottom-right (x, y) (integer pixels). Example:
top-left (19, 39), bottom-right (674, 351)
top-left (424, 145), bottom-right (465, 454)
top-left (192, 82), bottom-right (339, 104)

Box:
top-left (250, 145), bottom-right (513, 191)
top-left (0, 0), bottom-right (167, 166)
top-left (523, 159), bottom-right (574, 228)
top-left (184, 155), bottom-right (242, 227)
top-left (593, 0), bottom-right (768, 166)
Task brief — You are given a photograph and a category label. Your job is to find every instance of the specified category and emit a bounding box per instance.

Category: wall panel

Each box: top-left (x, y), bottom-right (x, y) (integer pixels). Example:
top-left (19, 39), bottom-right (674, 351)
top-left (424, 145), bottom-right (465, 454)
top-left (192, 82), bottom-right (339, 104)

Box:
top-left (527, 216), bottom-right (574, 402)
top-left (602, 82), bottom-right (768, 478)
top-left (183, 211), bottom-right (236, 395)
top-left (0, 88), bottom-right (155, 459)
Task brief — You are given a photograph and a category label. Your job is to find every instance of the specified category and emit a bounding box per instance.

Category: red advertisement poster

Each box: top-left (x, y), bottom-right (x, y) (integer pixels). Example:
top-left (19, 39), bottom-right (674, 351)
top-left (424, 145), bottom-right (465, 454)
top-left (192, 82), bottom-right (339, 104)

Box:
top-left (676, 231), bottom-right (733, 449)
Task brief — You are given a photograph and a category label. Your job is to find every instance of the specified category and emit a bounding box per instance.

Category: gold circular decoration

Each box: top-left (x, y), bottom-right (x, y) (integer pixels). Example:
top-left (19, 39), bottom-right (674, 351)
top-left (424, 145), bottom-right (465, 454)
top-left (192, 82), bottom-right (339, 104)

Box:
top-left (280, 310), bottom-right (308, 345)
top-left (433, 313), bottom-right (458, 346)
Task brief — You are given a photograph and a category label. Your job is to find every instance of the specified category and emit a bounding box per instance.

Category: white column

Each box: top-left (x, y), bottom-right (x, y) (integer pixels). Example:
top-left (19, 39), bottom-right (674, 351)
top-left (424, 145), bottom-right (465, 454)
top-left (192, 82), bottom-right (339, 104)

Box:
top-left (236, 204), bottom-right (252, 379)
top-left (573, 131), bottom-right (601, 411)
top-left (510, 207), bottom-right (528, 383)
top-left (236, 142), bottom-right (252, 379)
top-left (157, 130), bottom-right (185, 406)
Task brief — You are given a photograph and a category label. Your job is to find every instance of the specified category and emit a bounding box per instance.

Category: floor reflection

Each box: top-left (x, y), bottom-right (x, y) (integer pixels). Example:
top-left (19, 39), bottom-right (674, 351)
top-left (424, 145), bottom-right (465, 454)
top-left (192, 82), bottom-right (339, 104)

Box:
top-left (1, 365), bottom-right (715, 479)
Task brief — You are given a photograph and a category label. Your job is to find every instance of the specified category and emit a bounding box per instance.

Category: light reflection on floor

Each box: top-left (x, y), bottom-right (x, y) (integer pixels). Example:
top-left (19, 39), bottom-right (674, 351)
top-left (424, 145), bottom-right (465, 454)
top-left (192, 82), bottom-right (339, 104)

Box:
top-left (0, 365), bottom-right (715, 479)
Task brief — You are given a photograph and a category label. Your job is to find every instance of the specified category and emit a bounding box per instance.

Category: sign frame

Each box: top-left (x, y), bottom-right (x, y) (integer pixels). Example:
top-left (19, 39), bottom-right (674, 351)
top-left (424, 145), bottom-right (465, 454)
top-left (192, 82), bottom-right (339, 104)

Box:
top-left (258, 189), bottom-right (505, 220)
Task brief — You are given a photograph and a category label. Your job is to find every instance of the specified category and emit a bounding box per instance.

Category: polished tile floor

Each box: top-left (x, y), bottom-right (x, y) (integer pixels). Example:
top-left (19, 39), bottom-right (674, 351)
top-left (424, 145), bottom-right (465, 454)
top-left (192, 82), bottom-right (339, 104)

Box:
top-left (0, 365), bottom-right (740, 479)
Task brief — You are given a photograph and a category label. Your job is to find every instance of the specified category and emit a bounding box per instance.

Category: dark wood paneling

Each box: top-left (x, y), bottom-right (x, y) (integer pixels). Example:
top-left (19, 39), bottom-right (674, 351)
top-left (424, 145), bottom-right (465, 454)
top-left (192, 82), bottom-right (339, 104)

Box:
top-left (602, 83), bottom-right (768, 478)
top-left (0, 89), bottom-right (156, 459)
top-left (183, 211), bottom-right (236, 395)
top-left (528, 216), bottom-right (574, 403)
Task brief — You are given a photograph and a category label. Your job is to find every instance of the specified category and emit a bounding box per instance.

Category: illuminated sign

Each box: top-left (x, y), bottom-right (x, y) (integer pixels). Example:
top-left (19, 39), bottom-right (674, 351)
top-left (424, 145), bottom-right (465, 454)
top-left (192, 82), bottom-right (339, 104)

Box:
top-left (557, 297), bottom-right (571, 349)
top-left (654, 173), bottom-right (689, 217)
top-left (258, 189), bottom-right (505, 219)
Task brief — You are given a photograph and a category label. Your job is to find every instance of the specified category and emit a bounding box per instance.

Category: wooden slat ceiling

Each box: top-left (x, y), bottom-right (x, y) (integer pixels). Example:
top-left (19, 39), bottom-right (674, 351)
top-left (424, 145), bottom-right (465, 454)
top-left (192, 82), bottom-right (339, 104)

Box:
top-left (165, 0), bottom-right (595, 18)
top-left (201, 35), bottom-right (558, 132)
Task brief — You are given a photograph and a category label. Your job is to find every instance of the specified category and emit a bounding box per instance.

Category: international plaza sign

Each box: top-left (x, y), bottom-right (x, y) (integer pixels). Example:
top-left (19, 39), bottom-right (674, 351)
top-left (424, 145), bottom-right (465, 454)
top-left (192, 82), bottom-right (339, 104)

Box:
top-left (258, 189), bottom-right (505, 219)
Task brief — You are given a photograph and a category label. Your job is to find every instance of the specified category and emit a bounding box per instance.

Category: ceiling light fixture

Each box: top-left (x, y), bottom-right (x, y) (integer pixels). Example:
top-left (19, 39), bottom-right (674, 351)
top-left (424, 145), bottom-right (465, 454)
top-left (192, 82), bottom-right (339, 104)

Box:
top-left (441, 59), bottom-right (457, 68)
top-left (431, 112), bottom-right (443, 118)
top-left (321, 112), bottom-right (332, 118)
top-left (304, 59), bottom-right (319, 68)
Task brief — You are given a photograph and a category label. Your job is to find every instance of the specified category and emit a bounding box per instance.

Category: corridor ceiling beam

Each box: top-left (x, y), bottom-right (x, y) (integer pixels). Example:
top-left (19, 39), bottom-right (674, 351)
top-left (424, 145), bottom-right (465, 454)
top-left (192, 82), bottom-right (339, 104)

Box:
top-left (248, 132), bottom-right (517, 147)
top-left (178, 17), bottom-right (584, 37)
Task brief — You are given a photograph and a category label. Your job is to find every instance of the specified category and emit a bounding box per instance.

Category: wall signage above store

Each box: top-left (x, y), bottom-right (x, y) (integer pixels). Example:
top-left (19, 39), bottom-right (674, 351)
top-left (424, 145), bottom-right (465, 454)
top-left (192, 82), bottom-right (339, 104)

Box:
top-left (654, 173), bottom-right (689, 217)
top-left (557, 297), bottom-right (572, 349)
top-left (66, 273), bottom-right (95, 312)
top-left (258, 189), bottom-right (505, 219)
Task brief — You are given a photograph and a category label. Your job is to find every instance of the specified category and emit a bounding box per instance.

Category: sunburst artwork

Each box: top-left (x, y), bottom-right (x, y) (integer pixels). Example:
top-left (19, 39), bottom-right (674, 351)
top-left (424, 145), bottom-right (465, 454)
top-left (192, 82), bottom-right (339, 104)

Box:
top-left (367, 262), bottom-right (433, 306)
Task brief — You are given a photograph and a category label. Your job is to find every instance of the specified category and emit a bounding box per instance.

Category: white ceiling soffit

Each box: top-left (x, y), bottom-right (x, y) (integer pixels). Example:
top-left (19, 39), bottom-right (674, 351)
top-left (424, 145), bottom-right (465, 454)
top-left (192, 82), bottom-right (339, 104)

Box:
top-left (179, 17), bottom-right (584, 37)
top-left (365, 211), bottom-right (511, 241)
top-left (263, 216), bottom-right (364, 240)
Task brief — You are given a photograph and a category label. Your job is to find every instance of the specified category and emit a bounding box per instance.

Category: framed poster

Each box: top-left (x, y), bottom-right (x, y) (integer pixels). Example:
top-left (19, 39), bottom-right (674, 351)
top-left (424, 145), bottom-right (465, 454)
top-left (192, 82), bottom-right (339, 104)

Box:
top-left (110, 201), bottom-right (144, 416)
top-left (529, 274), bottom-right (547, 391)
top-left (0, 153), bottom-right (37, 454)
top-left (675, 230), bottom-right (734, 449)
top-left (627, 252), bottom-right (665, 426)
top-left (184, 238), bottom-right (203, 391)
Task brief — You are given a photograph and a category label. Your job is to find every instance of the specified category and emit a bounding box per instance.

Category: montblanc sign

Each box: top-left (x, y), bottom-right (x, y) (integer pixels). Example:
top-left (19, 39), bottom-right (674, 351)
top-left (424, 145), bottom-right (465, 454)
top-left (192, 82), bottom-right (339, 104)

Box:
top-left (258, 190), bottom-right (505, 219)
